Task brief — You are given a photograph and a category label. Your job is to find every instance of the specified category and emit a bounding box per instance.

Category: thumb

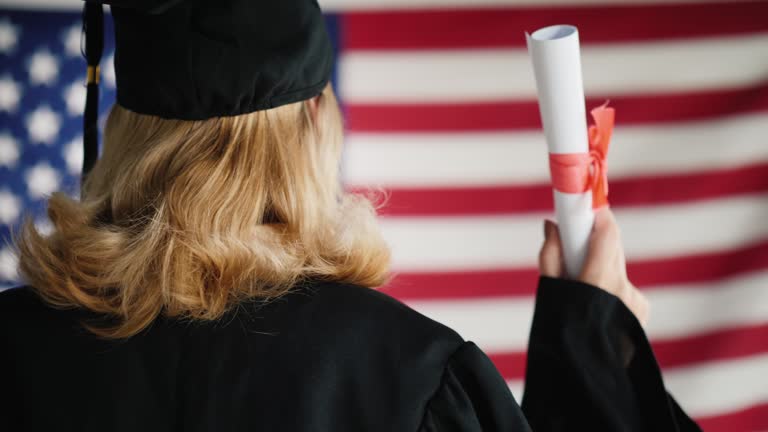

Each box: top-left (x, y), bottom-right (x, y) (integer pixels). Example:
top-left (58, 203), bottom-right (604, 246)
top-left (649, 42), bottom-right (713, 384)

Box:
top-left (539, 219), bottom-right (564, 278)
top-left (624, 281), bottom-right (651, 327)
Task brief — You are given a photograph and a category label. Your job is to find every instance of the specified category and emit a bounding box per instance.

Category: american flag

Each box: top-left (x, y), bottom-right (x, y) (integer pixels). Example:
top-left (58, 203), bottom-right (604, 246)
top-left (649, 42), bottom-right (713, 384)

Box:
top-left (1, 1), bottom-right (768, 430)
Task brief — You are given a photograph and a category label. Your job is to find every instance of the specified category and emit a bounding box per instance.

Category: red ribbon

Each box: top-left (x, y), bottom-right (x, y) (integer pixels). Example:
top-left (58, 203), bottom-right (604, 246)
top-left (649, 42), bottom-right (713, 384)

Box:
top-left (548, 102), bottom-right (614, 209)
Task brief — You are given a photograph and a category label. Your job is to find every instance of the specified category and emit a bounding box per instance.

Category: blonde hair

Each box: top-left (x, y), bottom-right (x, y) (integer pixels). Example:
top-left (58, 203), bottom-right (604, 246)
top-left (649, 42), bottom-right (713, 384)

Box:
top-left (16, 86), bottom-right (391, 338)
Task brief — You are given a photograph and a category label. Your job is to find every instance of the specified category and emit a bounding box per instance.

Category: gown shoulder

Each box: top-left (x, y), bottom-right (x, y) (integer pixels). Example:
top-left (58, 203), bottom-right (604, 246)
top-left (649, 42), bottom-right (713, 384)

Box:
top-left (0, 278), bottom-right (701, 431)
top-left (419, 341), bottom-right (530, 431)
top-left (0, 285), bottom-right (60, 333)
top-left (0, 280), bottom-right (493, 431)
top-left (303, 282), bottom-right (531, 431)
top-left (0, 285), bottom-right (41, 313)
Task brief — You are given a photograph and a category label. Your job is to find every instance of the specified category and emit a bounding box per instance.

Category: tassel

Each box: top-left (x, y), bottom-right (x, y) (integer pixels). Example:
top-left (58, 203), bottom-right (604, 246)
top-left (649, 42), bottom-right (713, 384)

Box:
top-left (82, 2), bottom-right (104, 188)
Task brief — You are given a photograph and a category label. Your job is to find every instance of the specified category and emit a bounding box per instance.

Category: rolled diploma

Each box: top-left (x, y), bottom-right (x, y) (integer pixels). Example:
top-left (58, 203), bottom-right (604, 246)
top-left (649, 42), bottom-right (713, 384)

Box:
top-left (526, 25), bottom-right (594, 278)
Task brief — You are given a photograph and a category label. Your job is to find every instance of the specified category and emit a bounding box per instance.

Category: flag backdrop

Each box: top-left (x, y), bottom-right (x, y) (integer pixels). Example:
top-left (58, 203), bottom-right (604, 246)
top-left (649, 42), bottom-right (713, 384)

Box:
top-left (1, 0), bottom-right (768, 430)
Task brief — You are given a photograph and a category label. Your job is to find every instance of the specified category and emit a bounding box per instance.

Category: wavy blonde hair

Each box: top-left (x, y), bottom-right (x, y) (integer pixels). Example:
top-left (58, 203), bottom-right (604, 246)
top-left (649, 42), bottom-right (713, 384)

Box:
top-left (16, 85), bottom-right (390, 338)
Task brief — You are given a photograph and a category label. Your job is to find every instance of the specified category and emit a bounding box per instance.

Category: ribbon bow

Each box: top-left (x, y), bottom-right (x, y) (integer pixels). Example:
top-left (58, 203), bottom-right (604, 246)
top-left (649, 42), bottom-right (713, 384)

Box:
top-left (548, 102), bottom-right (614, 209)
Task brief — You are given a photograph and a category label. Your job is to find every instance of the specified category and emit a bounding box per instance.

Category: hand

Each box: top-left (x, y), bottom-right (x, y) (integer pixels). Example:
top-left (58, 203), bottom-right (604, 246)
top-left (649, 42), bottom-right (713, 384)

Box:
top-left (538, 207), bottom-right (650, 326)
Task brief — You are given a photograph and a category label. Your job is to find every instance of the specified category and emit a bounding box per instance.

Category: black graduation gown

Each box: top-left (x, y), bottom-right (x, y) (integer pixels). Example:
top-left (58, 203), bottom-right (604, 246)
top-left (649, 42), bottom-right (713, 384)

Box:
top-left (0, 276), bottom-right (701, 431)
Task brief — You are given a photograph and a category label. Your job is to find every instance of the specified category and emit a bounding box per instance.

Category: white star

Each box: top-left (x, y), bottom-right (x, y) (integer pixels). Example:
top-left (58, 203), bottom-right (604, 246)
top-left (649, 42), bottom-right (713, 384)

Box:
top-left (103, 52), bottom-right (116, 88)
top-left (0, 247), bottom-right (19, 281)
top-left (0, 189), bottom-right (21, 225)
top-left (0, 133), bottom-right (20, 168)
top-left (28, 49), bottom-right (59, 86)
top-left (63, 80), bottom-right (86, 116)
top-left (0, 76), bottom-right (21, 113)
top-left (62, 23), bottom-right (82, 58)
top-left (35, 217), bottom-right (54, 236)
top-left (25, 162), bottom-right (61, 199)
top-left (63, 135), bottom-right (83, 175)
top-left (0, 19), bottom-right (19, 54)
top-left (26, 105), bottom-right (61, 145)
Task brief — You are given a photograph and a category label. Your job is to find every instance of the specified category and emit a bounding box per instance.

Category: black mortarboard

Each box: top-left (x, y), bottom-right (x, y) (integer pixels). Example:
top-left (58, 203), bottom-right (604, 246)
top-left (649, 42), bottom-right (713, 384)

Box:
top-left (80, 0), bottom-right (334, 180)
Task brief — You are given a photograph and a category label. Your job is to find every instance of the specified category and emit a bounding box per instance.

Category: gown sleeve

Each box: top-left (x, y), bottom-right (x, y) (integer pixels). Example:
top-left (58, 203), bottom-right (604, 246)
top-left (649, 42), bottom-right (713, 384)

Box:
top-left (418, 341), bottom-right (531, 432)
top-left (521, 276), bottom-right (701, 431)
top-left (418, 276), bottom-right (701, 432)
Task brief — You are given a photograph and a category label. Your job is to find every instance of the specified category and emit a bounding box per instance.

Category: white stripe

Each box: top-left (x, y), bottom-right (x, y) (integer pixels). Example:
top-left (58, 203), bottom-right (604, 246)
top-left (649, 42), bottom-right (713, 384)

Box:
top-left (663, 352), bottom-right (768, 417)
top-left (340, 33), bottom-right (768, 103)
top-left (412, 296), bottom-right (534, 352)
top-left (343, 111), bottom-right (768, 187)
top-left (0, 0), bottom-right (736, 12)
top-left (507, 380), bottom-right (524, 402)
top-left (408, 270), bottom-right (768, 353)
top-left (380, 194), bottom-right (768, 271)
top-left (509, 353), bottom-right (768, 418)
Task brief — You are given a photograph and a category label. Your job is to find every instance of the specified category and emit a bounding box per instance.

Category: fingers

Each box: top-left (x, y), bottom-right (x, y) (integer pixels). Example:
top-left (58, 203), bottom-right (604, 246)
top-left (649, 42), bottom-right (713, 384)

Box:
top-left (591, 207), bottom-right (619, 245)
top-left (587, 208), bottom-right (650, 325)
top-left (581, 215), bottom-right (609, 287)
top-left (539, 219), bottom-right (564, 278)
top-left (625, 281), bottom-right (651, 327)
top-left (539, 210), bottom-right (650, 326)
top-left (580, 208), bottom-right (620, 286)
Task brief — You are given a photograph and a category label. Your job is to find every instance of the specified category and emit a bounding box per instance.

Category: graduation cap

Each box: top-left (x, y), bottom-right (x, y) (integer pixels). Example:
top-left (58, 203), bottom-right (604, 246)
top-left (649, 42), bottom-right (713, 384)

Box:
top-left (80, 0), bottom-right (334, 180)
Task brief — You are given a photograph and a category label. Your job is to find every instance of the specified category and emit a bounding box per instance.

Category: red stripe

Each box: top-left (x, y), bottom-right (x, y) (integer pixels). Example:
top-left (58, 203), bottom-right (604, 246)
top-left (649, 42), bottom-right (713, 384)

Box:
top-left (488, 351), bottom-right (527, 381)
top-left (343, 3), bottom-right (768, 50)
top-left (696, 402), bottom-right (768, 432)
top-left (350, 163), bottom-right (768, 217)
top-left (653, 323), bottom-right (768, 370)
top-left (345, 85), bottom-right (768, 132)
top-left (382, 239), bottom-right (768, 300)
top-left (486, 322), bottom-right (768, 380)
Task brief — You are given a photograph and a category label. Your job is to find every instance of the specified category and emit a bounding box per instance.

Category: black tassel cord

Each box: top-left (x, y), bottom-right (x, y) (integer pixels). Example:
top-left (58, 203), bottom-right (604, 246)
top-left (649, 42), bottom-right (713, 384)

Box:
top-left (81, 2), bottom-right (104, 186)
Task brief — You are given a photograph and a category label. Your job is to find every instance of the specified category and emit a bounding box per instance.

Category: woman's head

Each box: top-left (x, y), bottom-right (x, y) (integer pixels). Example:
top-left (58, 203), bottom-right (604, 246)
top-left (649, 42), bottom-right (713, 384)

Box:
top-left (16, 85), bottom-right (391, 338)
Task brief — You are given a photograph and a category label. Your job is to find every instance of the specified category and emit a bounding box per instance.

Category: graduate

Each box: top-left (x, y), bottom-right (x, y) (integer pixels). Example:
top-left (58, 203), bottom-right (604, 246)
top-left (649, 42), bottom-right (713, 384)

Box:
top-left (0, 1), bottom-right (701, 430)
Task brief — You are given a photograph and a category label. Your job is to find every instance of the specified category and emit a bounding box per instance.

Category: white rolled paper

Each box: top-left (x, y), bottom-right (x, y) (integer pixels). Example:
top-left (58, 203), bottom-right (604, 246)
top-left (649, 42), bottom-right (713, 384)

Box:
top-left (526, 25), bottom-right (594, 278)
